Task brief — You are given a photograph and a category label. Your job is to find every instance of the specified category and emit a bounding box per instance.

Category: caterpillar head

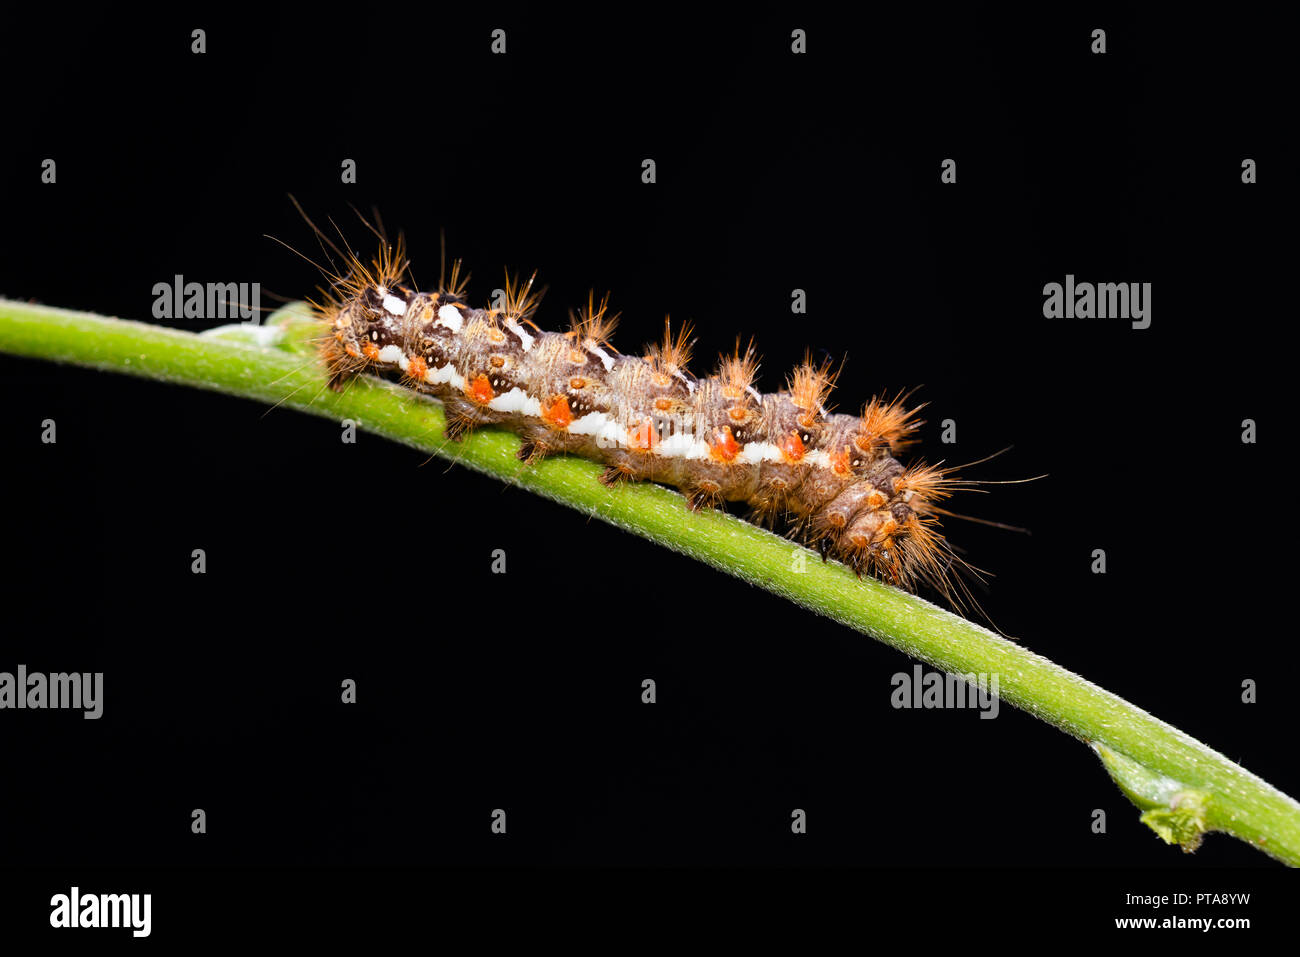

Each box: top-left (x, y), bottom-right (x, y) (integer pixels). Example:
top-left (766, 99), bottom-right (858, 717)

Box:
top-left (328, 282), bottom-right (410, 363)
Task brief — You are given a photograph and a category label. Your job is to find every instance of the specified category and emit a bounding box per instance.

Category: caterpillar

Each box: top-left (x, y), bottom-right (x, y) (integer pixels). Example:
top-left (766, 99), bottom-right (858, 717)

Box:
top-left (296, 211), bottom-right (986, 612)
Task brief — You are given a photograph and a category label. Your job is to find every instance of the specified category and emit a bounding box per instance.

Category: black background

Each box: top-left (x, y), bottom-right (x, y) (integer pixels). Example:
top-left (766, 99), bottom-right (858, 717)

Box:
top-left (0, 3), bottom-right (1292, 935)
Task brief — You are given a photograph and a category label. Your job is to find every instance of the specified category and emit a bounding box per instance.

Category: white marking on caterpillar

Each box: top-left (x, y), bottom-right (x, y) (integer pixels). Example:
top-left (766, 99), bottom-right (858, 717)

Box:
top-left (657, 432), bottom-right (711, 459)
top-left (598, 418), bottom-right (626, 447)
top-left (377, 345), bottom-right (404, 365)
top-left (566, 411), bottom-right (610, 437)
top-left (804, 450), bottom-right (832, 468)
top-left (587, 343), bottom-right (616, 371)
top-left (436, 304), bottom-right (463, 332)
top-left (382, 294), bottom-right (407, 316)
top-left (426, 363), bottom-right (465, 389)
top-left (736, 441), bottom-right (784, 464)
top-left (504, 317), bottom-right (535, 352)
top-left (488, 388), bottom-right (543, 417)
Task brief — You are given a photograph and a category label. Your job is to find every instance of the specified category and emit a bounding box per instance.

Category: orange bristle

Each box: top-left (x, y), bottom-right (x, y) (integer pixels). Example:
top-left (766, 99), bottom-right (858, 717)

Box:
top-left (716, 338), bottom-right (760, 397)
top-left (568, 289), bottom-right (620, 347)
top-left (305, 234), bottom-right (410, 321)
top-left (786, 352), bottom-right (838, 415)
top-left (401, 354), bottom-right (429, 389)
top-left (858, 391), bottom-right (924, 451)
top-left (644, 316), bottom-right (695, 374)
top-left (442, 257), bottom-right (470, 299)
top-left (895, 461), bottom-right (958, 505)
top-left (503, 269), bottom-right (545, 322)
top-left (897, 515), bottom-right (991, 621)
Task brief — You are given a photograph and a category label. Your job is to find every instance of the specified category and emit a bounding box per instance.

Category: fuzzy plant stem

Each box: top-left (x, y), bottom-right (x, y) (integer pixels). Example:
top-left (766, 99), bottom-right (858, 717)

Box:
top-left (3, 295), bottom-right (1298, 866)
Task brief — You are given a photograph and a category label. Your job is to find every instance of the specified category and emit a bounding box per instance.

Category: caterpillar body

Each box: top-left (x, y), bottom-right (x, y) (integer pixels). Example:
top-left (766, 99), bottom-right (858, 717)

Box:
top-left (309, 228), bottom-right (981, 607)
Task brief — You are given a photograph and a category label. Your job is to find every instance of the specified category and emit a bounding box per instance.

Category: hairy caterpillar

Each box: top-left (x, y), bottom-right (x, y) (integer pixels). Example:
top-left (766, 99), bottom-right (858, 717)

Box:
top-left (295, 210), bottom-right (987, 611)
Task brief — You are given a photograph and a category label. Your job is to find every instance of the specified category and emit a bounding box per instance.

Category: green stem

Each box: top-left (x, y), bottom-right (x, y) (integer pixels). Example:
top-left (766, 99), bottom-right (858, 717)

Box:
top-left (3, 296), bottom-right (1298, 865)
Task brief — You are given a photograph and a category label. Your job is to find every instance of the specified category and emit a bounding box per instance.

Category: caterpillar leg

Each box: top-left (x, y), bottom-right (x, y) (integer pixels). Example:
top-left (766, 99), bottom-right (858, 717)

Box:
top-left (442, 398), bottom-right (498, 441)
top-left (599, 464), bottom-right (638, 486)
top-left (805, 483), bottom-right (876, 552)
top-left (319, 338), bottom-right (369, 392)
top-left (747, 477), bottom-right (794, 528)
top-left (805, 476), bottom-right (917, 582)
top-left (686, 480), bottom-right (723, 512)
top-left (516, 435), bottom-right (554, 464)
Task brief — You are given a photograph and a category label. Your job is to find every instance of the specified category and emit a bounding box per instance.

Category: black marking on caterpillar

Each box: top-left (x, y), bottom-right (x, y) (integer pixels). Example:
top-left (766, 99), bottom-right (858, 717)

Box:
top-left (295, 209), bottom-right (995, 617)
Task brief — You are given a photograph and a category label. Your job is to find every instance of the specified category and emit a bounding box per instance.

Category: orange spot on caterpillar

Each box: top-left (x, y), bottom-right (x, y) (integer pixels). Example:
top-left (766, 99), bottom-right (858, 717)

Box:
top-left (727, 405), bottom-right (748, 423)
top-left (541, 395), bottom-right (573, 429)
top-left (344, 345), bottom-right (360, 358)
top-left (467, 373), bottom-right (495, 405)
top-left (361, 341), bottom-right (380, 361)
top-left (569, 376), bottom-right (588, 390)
top-left (779, 430), bottom-right (805, 463)
top-left (406, 355), bottom-right (428, 381)
top-left (627, 418), bottom-right (657, 452)
top-left (490, 355), bottom-right (506, 368)
top-left (568, 349), bottom-right (588, 365)
top-left (830, 446), bottom-right (852, 477)
top-left (654, 397), bottom-right (673, 411)
top-left (709, 426), bottom-right (742, 463)
top-left (866, 489), bottom-right (888, 509)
